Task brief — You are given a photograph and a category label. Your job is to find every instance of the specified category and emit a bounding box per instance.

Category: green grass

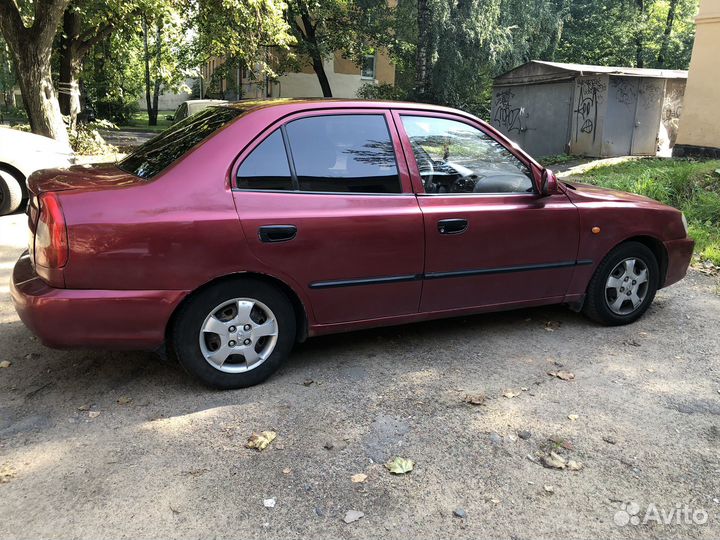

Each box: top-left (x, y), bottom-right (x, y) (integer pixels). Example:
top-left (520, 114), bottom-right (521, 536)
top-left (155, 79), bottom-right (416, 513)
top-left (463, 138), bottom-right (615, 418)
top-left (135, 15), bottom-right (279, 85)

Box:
top-left (576, 158), bottom-right (720, 265)
top-left (118, 110), bottom-right (175, 132)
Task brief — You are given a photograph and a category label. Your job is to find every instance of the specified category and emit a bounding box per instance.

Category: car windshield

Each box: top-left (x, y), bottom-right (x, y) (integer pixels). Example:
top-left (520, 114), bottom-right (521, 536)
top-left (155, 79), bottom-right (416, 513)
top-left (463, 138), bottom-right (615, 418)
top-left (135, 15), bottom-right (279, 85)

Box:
top-left (118, 106), bottom-right (242, 179)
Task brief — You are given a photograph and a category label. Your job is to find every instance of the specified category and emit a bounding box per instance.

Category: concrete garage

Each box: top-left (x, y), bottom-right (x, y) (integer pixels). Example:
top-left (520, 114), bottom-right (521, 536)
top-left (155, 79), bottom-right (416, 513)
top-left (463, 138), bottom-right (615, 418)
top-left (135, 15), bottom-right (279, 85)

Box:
top-left (490, 61), bottom-right (688, 158)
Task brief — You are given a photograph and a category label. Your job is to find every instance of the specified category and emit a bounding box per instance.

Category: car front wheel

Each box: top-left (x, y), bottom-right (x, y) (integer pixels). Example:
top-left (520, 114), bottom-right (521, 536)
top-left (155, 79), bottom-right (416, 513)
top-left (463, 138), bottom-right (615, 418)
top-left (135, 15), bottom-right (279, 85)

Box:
top-left (172, 279), bottom-right (296, 389)
top-left (582, 241), bottom-right (660, 326)
top-left (0, 169), bottom-right (23, 216)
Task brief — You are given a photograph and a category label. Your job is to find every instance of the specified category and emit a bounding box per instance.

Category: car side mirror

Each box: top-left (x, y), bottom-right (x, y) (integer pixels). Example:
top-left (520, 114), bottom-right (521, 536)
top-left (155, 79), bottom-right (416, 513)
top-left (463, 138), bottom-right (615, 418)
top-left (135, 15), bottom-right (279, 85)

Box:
top-left (540, 168), bottom-right (558, 196)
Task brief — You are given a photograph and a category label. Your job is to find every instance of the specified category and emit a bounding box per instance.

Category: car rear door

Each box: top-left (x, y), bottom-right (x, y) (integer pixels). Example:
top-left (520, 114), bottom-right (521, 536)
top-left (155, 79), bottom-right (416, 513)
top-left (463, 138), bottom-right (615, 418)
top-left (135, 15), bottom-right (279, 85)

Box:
top-left (393, 110), bottom-right (581, 313)
top-left (232, 108), bottom-right (424, 325)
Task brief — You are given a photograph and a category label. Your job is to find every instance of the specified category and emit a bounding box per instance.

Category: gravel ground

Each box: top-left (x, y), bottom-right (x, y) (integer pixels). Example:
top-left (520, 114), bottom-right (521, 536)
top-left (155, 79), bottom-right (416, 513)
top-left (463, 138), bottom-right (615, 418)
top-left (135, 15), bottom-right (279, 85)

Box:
top-left (0, 212), bottom-right (719, 539)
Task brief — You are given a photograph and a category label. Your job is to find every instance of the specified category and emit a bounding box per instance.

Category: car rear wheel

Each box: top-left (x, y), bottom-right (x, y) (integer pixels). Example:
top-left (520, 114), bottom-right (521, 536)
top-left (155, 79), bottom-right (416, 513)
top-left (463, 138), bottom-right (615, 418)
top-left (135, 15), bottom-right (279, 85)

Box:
top-left (582, 241), bottom-right (659, 326)
top-left (172, 279), bottom-right (296, 389)
top-left (0, 169), bottom-right (23, 216)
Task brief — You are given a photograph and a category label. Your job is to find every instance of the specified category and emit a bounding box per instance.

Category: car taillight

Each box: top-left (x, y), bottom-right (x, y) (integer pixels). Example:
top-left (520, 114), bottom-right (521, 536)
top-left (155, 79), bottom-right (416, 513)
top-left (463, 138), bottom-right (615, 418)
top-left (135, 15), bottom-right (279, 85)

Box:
top-left (35, 193), bottom-right (68, 268)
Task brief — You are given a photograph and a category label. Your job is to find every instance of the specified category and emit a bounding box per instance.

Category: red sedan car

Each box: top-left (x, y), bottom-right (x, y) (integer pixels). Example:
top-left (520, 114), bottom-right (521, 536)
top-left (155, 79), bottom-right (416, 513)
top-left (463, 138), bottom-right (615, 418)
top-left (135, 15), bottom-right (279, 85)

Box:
top-left (11, 99), bottom-right (694, 388)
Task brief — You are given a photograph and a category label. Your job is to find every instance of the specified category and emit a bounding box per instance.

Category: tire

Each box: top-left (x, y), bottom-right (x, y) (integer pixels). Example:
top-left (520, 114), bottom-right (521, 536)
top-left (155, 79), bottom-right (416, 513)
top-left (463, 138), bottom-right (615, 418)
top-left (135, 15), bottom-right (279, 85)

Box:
top-left (172, 278), bottom-right (296, 389)
top-left (0, 169), bottom-right (23, 216)
top-left (583, 241), bottom-right (659, 326)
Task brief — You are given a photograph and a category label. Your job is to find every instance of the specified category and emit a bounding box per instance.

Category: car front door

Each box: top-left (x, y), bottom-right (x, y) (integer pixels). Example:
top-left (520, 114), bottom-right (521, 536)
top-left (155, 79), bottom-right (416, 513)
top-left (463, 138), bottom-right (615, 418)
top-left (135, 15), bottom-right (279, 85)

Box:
top-left (393, 111), bottom-right (581, 313)
top-left (232, 109), bottom-right (424, 325)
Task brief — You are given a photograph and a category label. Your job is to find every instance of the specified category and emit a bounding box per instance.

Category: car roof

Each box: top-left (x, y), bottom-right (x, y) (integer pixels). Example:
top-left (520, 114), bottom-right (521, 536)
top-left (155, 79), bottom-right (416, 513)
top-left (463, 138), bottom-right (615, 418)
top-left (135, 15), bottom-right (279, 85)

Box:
top-left (221, 98), bottom-right (472, 117)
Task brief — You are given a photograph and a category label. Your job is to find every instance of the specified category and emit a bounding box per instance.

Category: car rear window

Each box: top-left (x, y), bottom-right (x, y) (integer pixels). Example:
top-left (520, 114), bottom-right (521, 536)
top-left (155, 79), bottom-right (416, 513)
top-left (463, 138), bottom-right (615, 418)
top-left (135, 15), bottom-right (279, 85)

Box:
top-left (118, 106), bottom-right (242, 179)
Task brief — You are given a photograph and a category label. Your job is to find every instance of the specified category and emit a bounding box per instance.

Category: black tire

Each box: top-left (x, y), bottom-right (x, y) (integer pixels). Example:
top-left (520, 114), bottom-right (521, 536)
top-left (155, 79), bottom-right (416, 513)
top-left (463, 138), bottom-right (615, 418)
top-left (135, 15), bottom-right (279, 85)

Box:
top-left (0, 169), bottom-right (23, 216)
top-left (172, 279), bottom-right (296, 389)
top-left (583, 241), bottom-right (659, 326)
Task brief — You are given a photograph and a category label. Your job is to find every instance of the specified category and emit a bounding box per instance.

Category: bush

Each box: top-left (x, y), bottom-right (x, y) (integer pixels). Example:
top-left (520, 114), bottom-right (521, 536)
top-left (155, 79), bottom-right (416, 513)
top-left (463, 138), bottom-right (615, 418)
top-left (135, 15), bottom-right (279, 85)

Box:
top-left (69, 122), bottom-right (118, 156)
top-left (357, 83), bottom-right (408, 101)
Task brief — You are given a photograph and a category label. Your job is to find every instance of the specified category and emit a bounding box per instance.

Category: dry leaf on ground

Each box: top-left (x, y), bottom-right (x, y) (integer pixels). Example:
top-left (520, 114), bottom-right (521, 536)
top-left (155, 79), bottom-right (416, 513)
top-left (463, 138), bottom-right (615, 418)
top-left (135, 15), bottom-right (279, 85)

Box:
top-left (117, 396), bottom-right (132, 405)
top-left (246, 431), bottom-right (277, 451)
top-left (464, 393), bottom-right (486, 405)
top-left (0, 464), bottom-right (16, 483)
top-left (568, 414), bottom-right (579, 421)
top-left (502, 389), bottom-right (521, 398)
top-left (351, 473), bottom-right (368, 483)
top-left (548, 371), bottom-right (575, 381)
top-left (385, 456), bottom-right (414, 474)
top-left (0, 360), bottom-right (11, 368)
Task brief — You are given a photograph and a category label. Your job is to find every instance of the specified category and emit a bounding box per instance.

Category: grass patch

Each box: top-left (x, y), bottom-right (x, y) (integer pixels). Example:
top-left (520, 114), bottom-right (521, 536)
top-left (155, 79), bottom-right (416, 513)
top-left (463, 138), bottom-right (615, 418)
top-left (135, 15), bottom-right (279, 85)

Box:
top-left (576, 158), bottom-right (720, 265)
top-left (117, 110), bottom-right (175, 133)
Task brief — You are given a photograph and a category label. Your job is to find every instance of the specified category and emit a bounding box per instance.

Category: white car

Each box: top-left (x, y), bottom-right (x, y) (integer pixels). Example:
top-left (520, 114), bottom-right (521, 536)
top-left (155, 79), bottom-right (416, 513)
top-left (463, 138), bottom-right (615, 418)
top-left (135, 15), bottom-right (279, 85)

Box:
top-left (0, 127), bottom-right (75, 215)
top-left (171, 99), bottom-right (229, 123)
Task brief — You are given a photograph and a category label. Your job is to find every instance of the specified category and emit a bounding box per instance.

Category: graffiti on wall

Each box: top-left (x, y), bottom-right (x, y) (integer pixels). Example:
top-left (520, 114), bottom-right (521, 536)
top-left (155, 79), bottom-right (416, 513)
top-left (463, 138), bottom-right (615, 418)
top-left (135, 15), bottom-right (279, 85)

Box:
top-left (612, 78), bottom-right (637, 108)
top-left (573, 78), bottom-right (605, 143)
top-left (492, 89), bottom-right (527, 133)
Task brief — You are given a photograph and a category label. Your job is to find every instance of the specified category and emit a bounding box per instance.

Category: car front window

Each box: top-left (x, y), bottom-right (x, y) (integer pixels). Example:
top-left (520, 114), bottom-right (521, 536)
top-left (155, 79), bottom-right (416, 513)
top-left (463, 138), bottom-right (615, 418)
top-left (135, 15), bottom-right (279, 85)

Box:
top-left (119, 106), bottom-right (242, 179)
top-left (400, 115), bottom-right (533, 194)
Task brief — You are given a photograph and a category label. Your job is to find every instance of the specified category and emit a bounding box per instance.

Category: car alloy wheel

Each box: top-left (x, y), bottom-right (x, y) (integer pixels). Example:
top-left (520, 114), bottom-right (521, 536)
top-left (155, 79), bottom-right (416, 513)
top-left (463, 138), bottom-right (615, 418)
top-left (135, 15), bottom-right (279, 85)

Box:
top-left (199, 297), bottom-right (279, 373)
top-left (604, 257), bottom-right (650, 315)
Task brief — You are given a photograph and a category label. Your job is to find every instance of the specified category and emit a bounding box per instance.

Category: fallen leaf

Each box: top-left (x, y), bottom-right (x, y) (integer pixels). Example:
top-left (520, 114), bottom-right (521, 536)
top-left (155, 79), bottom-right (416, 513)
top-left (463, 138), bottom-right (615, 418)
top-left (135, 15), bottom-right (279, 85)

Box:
top-left (547, 371), bottom-right (575, 381)
top-left (0, 464), bottom-right (16, 483)
top-left (88, 411), bottom-right (100, 419)
top-left (77, 404), bottom-right (91, 411)
top-left (303, 379), bottom-right (314, 386)
top-left (169, 503), bottom-right (180, 514)
top-left (117, 396), bottom-right (132, 405)
top-left (282, 467), bottom-right (292, 475)
top-left (541, 451), bottom-right (567, 469)
top-left (246, 431), bottom-right (277, 451)
top-left (0, 361), bottom-right (11, 368)
top-left (646, 368), bottom-right (656, 373)
top-left (351, 473), bottom-right (368, 483)
top-left (385, 456), bottom-right (414, 475)
top-left (502, 389), bottom-right (521, 398)
top-left (343, 510), bottom-right (364, 524)
top-left (568, 414), bottom-right (579, 421)
top-left (544, 485), bottom-right (554, 493)
top-left (464, 393), bottom-right (486, 405)
top-left (263, 498), bottom-right (276, 508)
top-left (544, 321), bottom-right (561, 332)
top-left (567, 460), bottom-right (583, 471)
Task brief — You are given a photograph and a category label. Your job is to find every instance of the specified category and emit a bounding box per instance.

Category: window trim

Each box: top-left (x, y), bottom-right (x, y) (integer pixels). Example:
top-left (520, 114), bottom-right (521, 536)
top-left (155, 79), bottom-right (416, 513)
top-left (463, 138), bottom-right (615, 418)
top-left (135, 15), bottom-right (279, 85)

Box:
top-left (231, 108), bottom-right (414, 195)
top-left (390, 109), bottom-right (542, 197)
top-left (361, 53), bottom-right (376, 80)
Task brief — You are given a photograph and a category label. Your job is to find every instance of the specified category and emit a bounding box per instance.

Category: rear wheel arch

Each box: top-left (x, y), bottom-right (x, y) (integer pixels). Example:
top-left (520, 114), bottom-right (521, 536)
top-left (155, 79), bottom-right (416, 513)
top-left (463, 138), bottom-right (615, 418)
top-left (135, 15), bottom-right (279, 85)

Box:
top-left (166, 272), bottom-right (310, 352)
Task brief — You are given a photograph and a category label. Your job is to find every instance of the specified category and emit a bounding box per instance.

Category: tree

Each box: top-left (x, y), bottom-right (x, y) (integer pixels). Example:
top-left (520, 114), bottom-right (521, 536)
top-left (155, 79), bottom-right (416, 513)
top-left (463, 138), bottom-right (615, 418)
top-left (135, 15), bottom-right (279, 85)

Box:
top-left (0, 39), bottom-right (16, 110)
top-left (189, 0), bottom-right (294, 97)
top-left (0, 0), bottom-right (70, 143)
top-left (285, 0), bottom-right (395, 97)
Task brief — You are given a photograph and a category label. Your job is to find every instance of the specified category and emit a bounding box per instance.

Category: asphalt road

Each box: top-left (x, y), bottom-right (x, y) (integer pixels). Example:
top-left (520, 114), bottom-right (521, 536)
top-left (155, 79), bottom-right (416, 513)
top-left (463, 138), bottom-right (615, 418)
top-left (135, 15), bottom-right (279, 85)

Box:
top-left (0, 212), bottom-right (719, 539)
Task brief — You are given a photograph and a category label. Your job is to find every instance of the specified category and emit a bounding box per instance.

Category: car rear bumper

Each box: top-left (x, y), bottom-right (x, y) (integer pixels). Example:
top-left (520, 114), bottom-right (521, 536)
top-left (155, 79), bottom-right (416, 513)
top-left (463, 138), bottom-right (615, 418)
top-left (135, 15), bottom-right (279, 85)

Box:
top-left (10, 252), bottom-right (187, 350)
top-left (663, 237), bottom-right (694, 288)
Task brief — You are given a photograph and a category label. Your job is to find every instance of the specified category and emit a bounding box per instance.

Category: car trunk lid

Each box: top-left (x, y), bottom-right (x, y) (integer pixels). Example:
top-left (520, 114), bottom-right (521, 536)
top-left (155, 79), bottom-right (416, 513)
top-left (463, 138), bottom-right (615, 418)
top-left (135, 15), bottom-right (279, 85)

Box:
top-left (27, 163), bottom-right (143, 196)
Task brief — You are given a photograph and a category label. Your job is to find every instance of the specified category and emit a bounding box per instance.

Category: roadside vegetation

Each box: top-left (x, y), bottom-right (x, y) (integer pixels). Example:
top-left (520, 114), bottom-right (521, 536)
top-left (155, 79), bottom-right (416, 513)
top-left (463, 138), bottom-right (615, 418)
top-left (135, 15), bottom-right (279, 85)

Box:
top-left (578, 158), bottom-right (720, 265)
top-left (118, 110), bottom-right (175, 133)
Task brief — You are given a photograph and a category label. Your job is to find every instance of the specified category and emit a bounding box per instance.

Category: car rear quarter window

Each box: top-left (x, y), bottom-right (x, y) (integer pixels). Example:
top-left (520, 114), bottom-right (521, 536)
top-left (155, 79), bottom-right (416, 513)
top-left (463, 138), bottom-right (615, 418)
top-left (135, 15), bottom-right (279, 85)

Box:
top-left (118, 106), bottom-right (242, 179)
top-left (237, 130), bottom-right (293, 190)
top-left (286, 114), bottom-right (401, 194)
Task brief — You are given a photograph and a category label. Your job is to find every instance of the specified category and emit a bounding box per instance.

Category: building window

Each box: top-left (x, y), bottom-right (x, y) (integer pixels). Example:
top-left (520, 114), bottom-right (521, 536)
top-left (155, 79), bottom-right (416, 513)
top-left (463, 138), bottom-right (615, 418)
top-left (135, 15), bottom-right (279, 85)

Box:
top-left (361, 53), bottom-right (376, 80)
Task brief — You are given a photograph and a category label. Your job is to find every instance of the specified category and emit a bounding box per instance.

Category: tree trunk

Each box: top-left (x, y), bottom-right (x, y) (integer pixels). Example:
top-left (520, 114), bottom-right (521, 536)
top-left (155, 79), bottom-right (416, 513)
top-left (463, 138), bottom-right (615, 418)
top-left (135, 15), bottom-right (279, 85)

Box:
top-left (415, 0), bottom-right (432, 97)
top-left (150, 21), bottom-right (161, 126)
top-left (142, 15), bottom-right (154, 125)
top-left (0, 0), bottom-right (71, 143)
top-left (634, 0), bottom-right (645, 68)
top-left (299, 9), bottom-right (332, 98)
top-left (59, 7), bottom-right (81, 130)
top-left (657, 0), bottom-right (678, 67)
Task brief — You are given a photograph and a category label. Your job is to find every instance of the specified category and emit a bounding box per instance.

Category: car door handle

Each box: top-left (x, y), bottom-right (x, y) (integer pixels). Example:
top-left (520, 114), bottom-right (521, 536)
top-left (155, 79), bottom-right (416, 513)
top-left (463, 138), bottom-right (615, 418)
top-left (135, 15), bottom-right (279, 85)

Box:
top-left (258, 225), bottom-right (297, 243)
top-left (437, 218), bottom-right (468, 235)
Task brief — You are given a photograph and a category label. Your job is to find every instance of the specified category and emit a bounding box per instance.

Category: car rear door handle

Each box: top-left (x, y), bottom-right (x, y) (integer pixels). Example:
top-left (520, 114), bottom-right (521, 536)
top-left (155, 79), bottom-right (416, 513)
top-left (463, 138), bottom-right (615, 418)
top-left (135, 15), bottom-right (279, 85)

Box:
top-left (258, 225), bottom-right (297, 243)
top-left (437, 218), bottom-right (468, 235)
